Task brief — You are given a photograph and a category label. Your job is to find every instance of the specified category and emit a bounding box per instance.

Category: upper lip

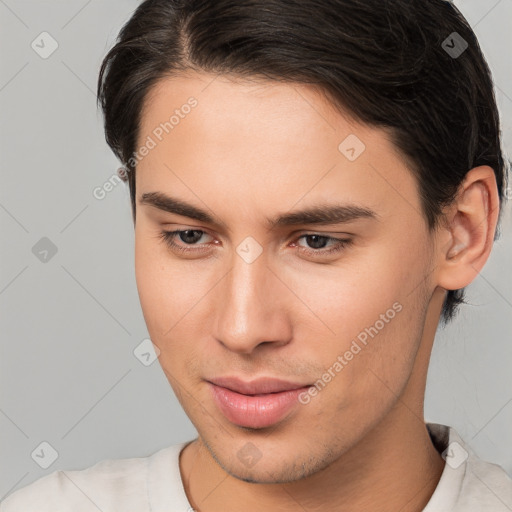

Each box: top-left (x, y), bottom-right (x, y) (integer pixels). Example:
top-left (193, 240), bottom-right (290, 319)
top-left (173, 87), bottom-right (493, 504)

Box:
top-left (207, 376), bottom-right (311, 395)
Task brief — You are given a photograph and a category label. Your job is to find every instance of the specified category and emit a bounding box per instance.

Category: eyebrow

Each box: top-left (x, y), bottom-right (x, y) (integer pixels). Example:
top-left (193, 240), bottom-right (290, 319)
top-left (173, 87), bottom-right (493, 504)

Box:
top-left (139, 191), bottom-right (378, 230)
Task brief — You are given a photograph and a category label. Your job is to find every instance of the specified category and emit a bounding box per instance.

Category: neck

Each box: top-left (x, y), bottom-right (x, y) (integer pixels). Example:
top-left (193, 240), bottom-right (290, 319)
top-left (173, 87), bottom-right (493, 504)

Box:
top-left (181, 408), bottom-right (444, 512)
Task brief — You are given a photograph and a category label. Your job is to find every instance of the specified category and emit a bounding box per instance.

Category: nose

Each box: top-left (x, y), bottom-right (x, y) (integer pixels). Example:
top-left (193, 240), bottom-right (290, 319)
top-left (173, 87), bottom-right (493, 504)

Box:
top-left (212, 248), bottom-right (293, 354)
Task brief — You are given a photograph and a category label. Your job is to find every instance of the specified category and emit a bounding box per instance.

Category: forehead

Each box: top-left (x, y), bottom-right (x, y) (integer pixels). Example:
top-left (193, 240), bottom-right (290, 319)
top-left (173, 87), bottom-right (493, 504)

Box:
top-left (135, 71), bottom-right (421, 226)
top-left (137, 70), bottom-right (396, 160)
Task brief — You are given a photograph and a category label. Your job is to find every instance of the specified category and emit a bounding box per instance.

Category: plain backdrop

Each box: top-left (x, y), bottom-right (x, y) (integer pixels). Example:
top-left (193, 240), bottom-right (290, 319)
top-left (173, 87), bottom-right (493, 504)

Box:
top-left (1, 0), bottom-right (511, 500)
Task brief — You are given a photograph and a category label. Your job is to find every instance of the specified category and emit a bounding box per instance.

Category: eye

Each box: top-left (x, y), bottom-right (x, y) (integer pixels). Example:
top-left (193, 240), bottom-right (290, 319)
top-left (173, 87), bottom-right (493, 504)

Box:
top-left (158, 229), bottom-right (352, 258)
top-left (293, 234), bottom-right (352, 257)
top-left (158, 229), bottom-right (214, 254)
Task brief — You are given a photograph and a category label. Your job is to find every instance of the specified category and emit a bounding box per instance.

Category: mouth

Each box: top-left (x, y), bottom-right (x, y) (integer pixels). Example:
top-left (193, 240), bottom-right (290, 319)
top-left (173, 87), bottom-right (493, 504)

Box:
top-left (206, 376), bottom-right (312, 429)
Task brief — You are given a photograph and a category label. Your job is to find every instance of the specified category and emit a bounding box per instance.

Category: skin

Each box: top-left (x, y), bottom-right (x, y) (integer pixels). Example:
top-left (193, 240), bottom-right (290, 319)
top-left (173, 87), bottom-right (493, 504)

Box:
top-left (133, 71), bottom-right (499, 511)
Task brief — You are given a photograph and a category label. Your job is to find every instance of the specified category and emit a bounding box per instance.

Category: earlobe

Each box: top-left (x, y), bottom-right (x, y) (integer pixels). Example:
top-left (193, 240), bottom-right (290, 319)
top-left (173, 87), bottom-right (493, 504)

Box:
top-left (436, 166), bottom-right (499, 291)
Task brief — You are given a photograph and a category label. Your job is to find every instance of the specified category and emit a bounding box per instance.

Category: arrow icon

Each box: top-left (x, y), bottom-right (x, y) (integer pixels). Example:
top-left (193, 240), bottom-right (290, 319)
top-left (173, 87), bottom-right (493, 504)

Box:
top-left (134, 339), bottom-right (160, 366)
top-left (237, 442), bottom-right (262, 467)
top-left (237, 237), bottom-right (263, 263)
top-left (338, 134), bottom-right (365, 161)
top-left (31, 31), bottom-right (59, 59)
top-left (442, 32), bottom-right (467, 59)
top-left (31, 441), bottom-right (59, 469)
top-left (442, 441), bottom-right (468, 469)
top-left (32, 237), bottom-right (58, 263)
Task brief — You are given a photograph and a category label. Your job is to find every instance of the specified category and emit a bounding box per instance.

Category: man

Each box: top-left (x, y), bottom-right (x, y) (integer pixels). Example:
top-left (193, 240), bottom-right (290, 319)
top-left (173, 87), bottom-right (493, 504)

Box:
top-left (2, 0), bottom-right (511, 510)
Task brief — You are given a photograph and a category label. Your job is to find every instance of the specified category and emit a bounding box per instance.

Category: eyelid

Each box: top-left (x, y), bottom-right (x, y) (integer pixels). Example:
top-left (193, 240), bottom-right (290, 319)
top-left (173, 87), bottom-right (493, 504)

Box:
top-left (160, 226), bottom-right (351, 243)
top-left (161, 224), bottom-right (353, 238)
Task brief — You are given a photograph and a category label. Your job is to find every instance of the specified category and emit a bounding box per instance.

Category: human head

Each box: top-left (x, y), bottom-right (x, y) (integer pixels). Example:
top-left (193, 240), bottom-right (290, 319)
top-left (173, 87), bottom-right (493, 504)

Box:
top-left (96, 0), bottom-right (507, 486)
top-left (97, 0), bottom-right (507, 324)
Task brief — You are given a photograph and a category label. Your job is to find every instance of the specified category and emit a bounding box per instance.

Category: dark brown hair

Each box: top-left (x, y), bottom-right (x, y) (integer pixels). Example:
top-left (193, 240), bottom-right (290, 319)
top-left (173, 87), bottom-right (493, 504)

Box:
top-left (97, 0), bottom-right (509, 324)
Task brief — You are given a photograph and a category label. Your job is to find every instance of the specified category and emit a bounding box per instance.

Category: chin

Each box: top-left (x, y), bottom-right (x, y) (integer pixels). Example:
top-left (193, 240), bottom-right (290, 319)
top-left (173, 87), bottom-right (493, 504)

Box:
top-left (204, 437), bottom-right (330, 484)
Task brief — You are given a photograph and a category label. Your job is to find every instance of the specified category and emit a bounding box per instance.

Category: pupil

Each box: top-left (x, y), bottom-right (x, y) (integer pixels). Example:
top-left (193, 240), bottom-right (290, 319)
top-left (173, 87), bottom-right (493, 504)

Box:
top-left (181, 230), bottom-right (201, 244)
top-left (308, 235), bottom-right (326, 249)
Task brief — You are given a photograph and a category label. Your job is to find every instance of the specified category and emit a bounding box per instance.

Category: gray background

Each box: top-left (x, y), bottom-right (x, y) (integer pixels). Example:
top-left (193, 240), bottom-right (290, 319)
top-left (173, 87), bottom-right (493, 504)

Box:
top-left (1, 0), bottom-right (511, 500)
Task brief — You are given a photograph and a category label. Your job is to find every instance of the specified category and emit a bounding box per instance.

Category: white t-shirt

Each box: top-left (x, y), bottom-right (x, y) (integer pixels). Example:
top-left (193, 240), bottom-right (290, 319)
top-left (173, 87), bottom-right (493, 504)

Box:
top-left (1, 422), bottom-right (511, 511)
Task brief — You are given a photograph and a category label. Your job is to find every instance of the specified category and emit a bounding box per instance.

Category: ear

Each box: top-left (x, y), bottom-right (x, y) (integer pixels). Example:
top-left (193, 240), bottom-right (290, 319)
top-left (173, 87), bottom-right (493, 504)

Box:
top-left (436, 166), bottom-right (500, 291)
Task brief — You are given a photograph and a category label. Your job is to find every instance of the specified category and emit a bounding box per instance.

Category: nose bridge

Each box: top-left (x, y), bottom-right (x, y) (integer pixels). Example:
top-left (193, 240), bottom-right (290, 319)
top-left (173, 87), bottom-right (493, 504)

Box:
top-left (213, 245), bottom-right (290, 353)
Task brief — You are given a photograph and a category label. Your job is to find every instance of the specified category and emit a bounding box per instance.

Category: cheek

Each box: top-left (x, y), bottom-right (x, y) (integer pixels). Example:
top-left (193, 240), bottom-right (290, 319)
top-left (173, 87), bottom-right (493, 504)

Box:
top-left (134, 227), bottom-right (214, 380)
top-left (286, 236), bottom-right (430, 402)
top-left (134, 231), bottom-right (170, 334)
top-left (134, 226), bottom-right (203, 332)
top-left (287, 234), bottom-right (428, 342)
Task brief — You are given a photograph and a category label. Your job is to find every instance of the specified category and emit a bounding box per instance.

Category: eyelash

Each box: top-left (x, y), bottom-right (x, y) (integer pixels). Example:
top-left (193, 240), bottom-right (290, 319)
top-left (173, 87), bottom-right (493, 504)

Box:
top-left (157, 229), bottom-right (352, 258)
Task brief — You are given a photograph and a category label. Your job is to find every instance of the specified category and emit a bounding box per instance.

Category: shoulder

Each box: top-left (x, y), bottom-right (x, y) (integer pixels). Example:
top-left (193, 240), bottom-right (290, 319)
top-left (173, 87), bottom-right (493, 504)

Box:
top-left (425, 422), bottom-right (512, 511)
top-left (455, 454), bottom-right (512, 511)
top-left (0, 443), bottom-right (186, 512)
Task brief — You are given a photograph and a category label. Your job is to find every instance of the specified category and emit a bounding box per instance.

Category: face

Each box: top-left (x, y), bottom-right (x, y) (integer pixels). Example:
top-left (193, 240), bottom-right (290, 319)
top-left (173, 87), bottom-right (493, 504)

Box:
top-left (134, 71), bottom-right (439, 483)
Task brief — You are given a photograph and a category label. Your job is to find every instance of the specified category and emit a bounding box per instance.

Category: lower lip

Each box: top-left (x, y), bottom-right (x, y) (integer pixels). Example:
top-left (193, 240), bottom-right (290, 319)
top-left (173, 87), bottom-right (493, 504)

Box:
top-left (208, 382), bottom-right (310, 429)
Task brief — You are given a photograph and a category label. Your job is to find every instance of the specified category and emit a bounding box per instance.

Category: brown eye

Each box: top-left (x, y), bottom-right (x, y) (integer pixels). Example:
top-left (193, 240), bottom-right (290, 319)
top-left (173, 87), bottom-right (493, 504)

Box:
top-left (158, 229), bottom-right (213, 254)
top-left (293, 234), bottom-right (352, 257)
